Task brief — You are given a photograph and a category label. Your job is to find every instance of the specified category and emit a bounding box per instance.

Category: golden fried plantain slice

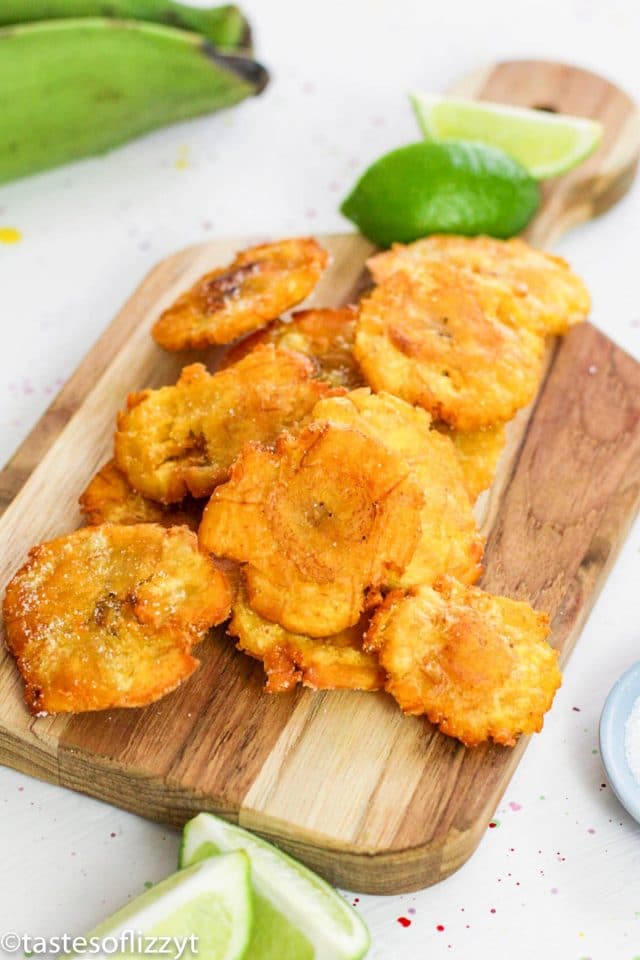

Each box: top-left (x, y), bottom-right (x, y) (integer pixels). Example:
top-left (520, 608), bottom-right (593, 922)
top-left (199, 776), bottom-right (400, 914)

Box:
top-left (435, 422), bottom-right (507, 502)
top-left (115, 346), bottom-right (339, 504)
top-left (223, 306), bottom-right (365, 389)
top-left (229, 583), bottom-right (383, 693)
top-left (365, 575), bottom-right (560, 747)
top-left (354, 265), bottom-right (545, 430)
top-left (199, 421), bottom-right (423, 637)
top-left (152, 237), bottom-right (329, 350)
top-left (368, 234), bottom-right (590, 336)
top-left (313, 389), bottom-right (483, 586)
top-left (79, 460), bottom-right (203, 530)
top-left (3, 524), bottom-right (232, 715)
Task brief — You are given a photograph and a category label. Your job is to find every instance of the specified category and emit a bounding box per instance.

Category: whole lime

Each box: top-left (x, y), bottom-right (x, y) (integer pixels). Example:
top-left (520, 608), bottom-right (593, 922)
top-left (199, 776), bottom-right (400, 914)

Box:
top-left (340, 140), bottom-right (540, 247)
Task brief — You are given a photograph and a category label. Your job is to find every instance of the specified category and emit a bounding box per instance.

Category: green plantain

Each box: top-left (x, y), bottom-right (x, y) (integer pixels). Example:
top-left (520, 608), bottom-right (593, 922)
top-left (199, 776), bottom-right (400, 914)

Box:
top-left (0, 18), bottom-right (268, 186)
top-left (0, 1), bottom-right (251, 50)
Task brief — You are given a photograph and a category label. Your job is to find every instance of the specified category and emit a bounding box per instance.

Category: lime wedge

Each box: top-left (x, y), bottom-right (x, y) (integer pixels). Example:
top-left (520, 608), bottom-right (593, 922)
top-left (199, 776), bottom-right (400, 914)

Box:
top-left (85, 853), bottom-right (252, 960)
top-left (411, 93), bottom-right (602, 180)
top-left (180, 813), bottom-right (370, 960)
top-left (340, 140), bottom-right (539, 246)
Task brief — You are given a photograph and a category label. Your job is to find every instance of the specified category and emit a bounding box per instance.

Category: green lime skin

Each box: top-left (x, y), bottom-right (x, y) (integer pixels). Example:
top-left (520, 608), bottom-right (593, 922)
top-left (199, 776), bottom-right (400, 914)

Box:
top-left (340, 140), bottom-right (540, 247)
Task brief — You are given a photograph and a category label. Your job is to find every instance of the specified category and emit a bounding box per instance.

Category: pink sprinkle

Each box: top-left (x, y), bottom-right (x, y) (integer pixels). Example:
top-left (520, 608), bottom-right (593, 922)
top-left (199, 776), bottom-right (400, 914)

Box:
top-left (588, 828), bottom-right (596, 834)
top-left (490, 908), bottom-right (496, 914)
top-left (509, 801), bottom-right (522, 811)
top-left (550, 887), bottom-right (558, 894)
top-left (408, 908), bottom-right (416, 915)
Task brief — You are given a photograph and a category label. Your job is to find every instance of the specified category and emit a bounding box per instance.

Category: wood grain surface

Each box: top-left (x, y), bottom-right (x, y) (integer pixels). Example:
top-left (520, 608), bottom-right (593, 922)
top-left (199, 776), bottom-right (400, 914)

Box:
top-left (1, 61), bottom-right (639, 894)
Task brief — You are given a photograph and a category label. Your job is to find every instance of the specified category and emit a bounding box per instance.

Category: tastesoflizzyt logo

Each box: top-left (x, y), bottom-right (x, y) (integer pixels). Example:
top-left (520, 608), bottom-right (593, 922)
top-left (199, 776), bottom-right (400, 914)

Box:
top-left (0, 931), bottom-right (199, 958)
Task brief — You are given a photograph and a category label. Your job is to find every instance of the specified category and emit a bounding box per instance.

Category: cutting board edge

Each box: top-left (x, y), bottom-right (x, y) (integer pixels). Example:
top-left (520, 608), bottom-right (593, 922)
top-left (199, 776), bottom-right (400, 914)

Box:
top-left (0, 729), bottom-right (491, 893)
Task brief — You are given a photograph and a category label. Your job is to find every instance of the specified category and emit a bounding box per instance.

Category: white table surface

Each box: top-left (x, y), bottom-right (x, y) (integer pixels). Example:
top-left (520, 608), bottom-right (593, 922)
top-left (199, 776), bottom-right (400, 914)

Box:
top-left (1, 0), bottom-right (639, 956)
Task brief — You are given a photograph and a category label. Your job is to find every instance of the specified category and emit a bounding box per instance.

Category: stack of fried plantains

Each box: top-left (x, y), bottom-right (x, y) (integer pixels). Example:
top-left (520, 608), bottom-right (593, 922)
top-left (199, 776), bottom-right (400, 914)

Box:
top-left (4, 234), bottom-right (591, 746)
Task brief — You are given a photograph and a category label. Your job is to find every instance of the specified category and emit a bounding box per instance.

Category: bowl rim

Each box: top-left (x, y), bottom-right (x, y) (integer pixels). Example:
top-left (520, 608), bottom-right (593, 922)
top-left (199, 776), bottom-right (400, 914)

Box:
top-left (599, 660), bottom-right (640, 825)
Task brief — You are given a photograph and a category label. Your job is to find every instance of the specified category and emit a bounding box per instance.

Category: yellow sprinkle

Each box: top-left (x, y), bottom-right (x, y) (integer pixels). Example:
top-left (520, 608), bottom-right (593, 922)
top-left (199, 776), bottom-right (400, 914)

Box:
top-left (0, 226), bottom-right (22, 244)
top-left (175, 146), bottom-right (189, 171)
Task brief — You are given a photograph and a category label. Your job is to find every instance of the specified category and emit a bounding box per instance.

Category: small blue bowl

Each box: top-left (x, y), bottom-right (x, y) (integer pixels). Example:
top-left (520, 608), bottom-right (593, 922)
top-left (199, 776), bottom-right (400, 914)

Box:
top-left (600, 661), bottom-right (640, 824)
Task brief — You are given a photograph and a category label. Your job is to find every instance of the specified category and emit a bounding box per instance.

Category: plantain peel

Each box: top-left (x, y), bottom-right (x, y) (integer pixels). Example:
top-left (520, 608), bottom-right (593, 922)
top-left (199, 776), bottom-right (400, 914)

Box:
top-left (365, 576), bottom-right (561, 747)
top-left (355, 263), bottom-right (545, 431)
top-left (313, 389), bottom-right (484, 586)
top-left (199, 421), bottom-right (424, 637)
top-left (368, 234), bottom-right (590, 337)
top-left (3, 524), bottom-right (232, 715)
top-left (115, 345), bottom-right (339, 504)
top-left (224, 306), bottom-right (365, 389)
top-left (153, 238), bottom-right (329, 350)
top-left (80, 459), bottom-right (203, 529)
top-left (229, 584), bottom-right (383, 693)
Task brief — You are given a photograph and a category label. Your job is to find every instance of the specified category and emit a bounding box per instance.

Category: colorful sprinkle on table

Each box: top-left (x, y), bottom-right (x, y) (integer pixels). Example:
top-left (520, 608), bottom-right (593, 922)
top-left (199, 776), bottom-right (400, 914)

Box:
top-left (0, 227), bottom-right (21, 244)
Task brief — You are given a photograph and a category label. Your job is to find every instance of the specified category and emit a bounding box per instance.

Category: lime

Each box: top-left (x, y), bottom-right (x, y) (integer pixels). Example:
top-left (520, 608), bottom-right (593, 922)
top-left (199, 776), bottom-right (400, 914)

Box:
top-left (180, 813), bottom-right (370, 960)
top-left (411, 93), bottom-right (602, 180)
top-left (85, 853), bottom-right (252, 960)
top-left (340, 140), bottom-right (539, 247)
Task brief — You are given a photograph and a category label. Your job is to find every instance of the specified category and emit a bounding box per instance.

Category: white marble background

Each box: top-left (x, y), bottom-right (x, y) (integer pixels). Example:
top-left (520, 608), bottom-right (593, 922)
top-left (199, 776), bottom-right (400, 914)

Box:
top-left (0, 0), bottom-right (639, 957)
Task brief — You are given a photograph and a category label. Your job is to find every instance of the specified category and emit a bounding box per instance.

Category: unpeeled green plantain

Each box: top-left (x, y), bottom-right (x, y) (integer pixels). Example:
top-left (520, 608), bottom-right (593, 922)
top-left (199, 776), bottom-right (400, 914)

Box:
top-left (0, 18), bottom-right (268, 186)
top-left (0, 1), bottom-right (251, 50)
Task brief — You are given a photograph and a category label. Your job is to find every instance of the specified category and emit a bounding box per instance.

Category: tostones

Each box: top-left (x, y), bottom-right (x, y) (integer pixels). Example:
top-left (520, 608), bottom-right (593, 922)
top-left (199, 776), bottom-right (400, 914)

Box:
top-left (312, 389), bottom-right (483, 586)
top-left (365, 575), bottom-right (561, 747)
top-left (368, 234), bottom-right (590, 336)
top-left (199, 421), bottom-right (424, 637)
top-left (436, 422), bottom-right (507, 502)
top-left (152, 237), bottom-right (329, 350)
top-left (3, 524), bottom-right (232, 715)
top-left (223, 306), bottom-right (365, 389)
top-left (79, 460), bottom-right (203, 530)
top-left (115, 346), bottom-right (339, 503)
top-left (229, 583), bottom-right (383, 693)
top-left (354, 265), bottom-right (545, 430)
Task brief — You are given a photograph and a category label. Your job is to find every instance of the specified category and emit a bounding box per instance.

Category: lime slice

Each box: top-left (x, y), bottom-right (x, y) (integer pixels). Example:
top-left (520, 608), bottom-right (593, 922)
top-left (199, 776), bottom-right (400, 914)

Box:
top-left (180, 813), bottom-right (370, 960)
top-left (411, 93), bottom-right (602, 180)
top-left (340, 140), bottom-right (539, 247)
top-left (85, 853), bottom-right (252, 960)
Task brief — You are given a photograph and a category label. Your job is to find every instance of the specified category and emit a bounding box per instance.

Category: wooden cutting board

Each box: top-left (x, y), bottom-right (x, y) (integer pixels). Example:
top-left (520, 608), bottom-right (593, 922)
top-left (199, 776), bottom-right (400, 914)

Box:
top-left (1, 61), bottom-right (640, 895)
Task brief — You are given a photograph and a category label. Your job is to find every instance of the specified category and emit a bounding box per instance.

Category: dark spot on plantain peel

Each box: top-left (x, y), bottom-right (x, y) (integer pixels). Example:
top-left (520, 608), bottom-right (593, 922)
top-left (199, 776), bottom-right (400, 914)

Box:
top-left (202, 43), bottom-right (269, 94)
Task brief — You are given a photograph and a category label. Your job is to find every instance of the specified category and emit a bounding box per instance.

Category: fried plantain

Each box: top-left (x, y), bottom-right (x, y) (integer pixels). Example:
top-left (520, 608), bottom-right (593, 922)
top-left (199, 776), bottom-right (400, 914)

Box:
top-left (354, 265), bottom-right (545, 430)
top-left (152, 237), bottom-right (329, 350)
top-left (115, 346), bottom-right (339, 504)
top-left (3, 524), bottom-right (232, 715)
top-left (435, 422), bottom-right (507, 502)
top-left (313, 389), bottom-right (484, 586)
top-left (365, 575), bottom-right (561, 747)
top-left (229, 583), bottom-right (383, 693)
top-left (199, 421), bottom-right (424, 637)
top-left (223, 306), bottom-right (365, 389)
top-left (79, 460), bottom-right (203, 529)
top-left (368, 234), bottom-right (590, 336)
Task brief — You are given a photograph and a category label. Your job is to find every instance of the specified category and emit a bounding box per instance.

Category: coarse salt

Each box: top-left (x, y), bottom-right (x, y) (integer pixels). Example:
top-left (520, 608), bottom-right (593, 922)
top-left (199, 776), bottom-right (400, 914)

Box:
top-left (624, 694), bottom-right (640, 783)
